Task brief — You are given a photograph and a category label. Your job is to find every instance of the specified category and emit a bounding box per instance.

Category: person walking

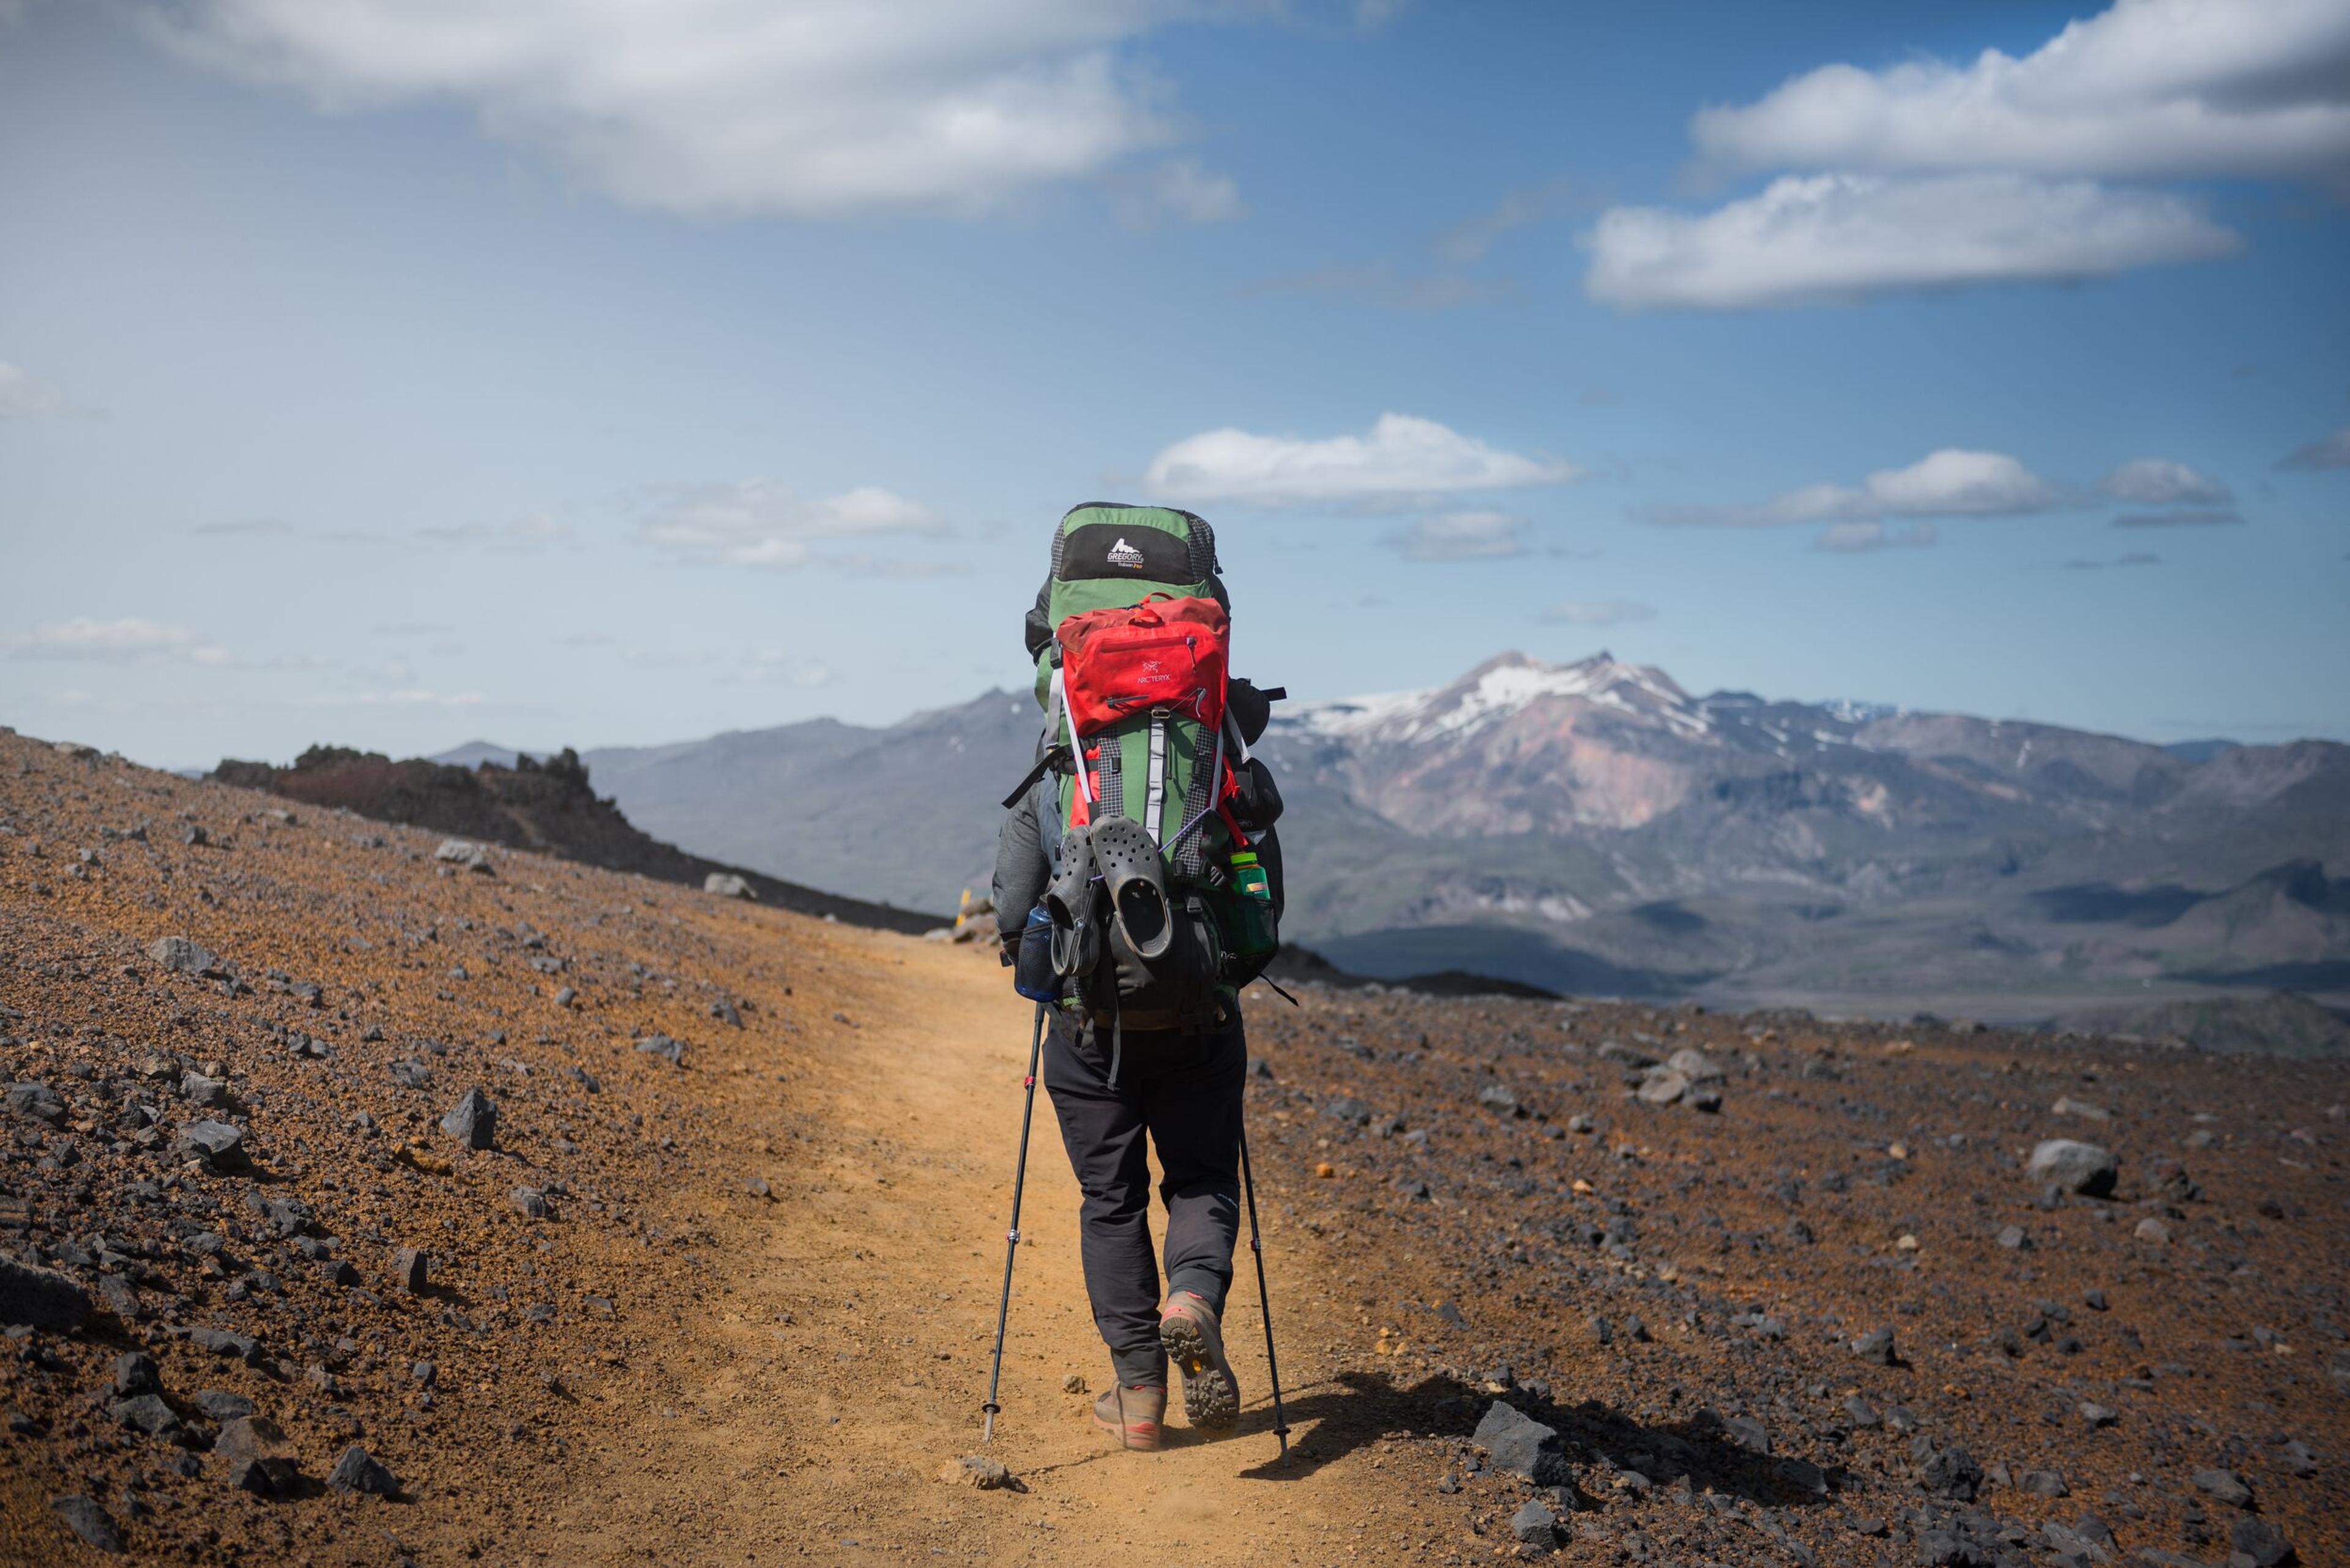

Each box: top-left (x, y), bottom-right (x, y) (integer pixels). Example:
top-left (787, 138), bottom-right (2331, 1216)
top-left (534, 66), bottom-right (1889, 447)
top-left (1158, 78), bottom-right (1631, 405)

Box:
top-left (991, 502), bottom-right (1285, 1452)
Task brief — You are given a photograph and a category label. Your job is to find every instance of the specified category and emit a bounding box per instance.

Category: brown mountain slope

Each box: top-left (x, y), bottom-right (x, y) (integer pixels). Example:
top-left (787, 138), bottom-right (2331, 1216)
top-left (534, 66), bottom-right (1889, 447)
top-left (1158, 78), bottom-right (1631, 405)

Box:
top-left (2, 729), bottom-right (2344, 1567)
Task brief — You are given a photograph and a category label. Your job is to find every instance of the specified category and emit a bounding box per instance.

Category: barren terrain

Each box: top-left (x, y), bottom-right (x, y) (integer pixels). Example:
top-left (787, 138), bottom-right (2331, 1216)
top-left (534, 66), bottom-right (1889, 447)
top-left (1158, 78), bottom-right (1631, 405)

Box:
top-left (3, 730), bottom-right (2344, 1567)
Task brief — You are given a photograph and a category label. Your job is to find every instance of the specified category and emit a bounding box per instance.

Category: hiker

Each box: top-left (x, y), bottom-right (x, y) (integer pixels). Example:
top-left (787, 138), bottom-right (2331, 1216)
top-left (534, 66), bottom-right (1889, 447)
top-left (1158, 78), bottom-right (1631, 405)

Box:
top-left (992, 504), bottom-right (1286, 1452)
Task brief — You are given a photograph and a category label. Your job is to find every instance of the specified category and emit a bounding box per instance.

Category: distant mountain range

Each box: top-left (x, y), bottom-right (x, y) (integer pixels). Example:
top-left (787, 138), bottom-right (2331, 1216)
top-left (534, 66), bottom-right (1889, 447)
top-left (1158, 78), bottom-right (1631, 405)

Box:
top-left (434, 649), bottom-right (2350, 1034)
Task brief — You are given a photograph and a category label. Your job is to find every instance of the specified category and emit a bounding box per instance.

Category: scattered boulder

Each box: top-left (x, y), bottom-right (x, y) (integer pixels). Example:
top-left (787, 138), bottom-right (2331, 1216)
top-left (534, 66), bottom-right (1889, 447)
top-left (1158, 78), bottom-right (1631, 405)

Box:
top-left (1636, 1067), bottom-right (1689, 1107)
top-left (1509, 1498), bottom-right (1559, 1551)
top-left (1475, 1083), bottom-right (1519, 1116)
top-left (192, 1390), bottom-right (253, 1422)
top-left (0, 1255), bottom-right (94, 1331)
top-left (169, 1119), bottom-right (252, 1173)
top-left (440, 1088), bottom-right (497, 1149)
top-left (2135, 1216), bottom-right (2172, 1244)
top-left (1666, 1047), bottom-right (1725, 1083)
top-left (1472, 1400), bottom-right (1569, 1485)
top-left (217, 1416), bottom-right (302, 1495)
top-left (1321, 1097), bottom-right (1373, 1126)
top-left (635, 1035), bottom-right (686, 1067)
top-left (50, 1495), bottom-right (122, 1553)
top-left (434, 838), bottom-right (492, 873)
top-left (935, 1455), bottom-right (1021, 1491)
top-left (2230, 1517), bottom-right (2297, 1567)
top-left (327, 1444), bottom-right (400, 1498)
top-left (2020, 1469), bottom-right (2069, 1498)
top-left (110, 1394), bottom-right (178, 1435)
top-left (2051, 1095), bottom-right (2109, 1121)
top-left (703, 872), bottom-right (756, 899)
top-left (148, 936), bottom-right (223, 977)
top-left (2190, 1468), bottom-right (2251, 1507)
top-left (111, 1352), bottom-right (160, 1398)
top-left (1849, 1327), bottom-right (1897, 1365)
top-left (2026, 1138), bottom-right (2117, 1197)
top-left (510, 1186), bottom-right (550, 1220)
top-left (6, 1081), bottom-right (66, 1122)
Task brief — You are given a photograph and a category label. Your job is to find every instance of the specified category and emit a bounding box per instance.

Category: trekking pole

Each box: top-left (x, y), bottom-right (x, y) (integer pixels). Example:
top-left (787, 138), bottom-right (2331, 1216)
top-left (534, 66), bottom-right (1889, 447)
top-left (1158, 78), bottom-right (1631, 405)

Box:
top-left (1237, 1121), bottom-right (1291, 1464)
top-left (982, 1002), bottom-right (1048, 1443)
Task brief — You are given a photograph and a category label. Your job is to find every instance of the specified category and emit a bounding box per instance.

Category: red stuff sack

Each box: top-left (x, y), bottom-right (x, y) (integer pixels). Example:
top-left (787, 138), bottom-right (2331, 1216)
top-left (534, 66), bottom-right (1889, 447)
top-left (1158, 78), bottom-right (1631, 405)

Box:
top-left (1058, 593), bottom-right (1229, 739)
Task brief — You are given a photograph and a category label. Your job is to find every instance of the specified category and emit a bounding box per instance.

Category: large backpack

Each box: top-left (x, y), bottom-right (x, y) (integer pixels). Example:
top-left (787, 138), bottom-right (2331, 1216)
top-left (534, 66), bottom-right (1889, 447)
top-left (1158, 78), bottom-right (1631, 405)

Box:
top-left (1008, 504), bottom-right (1281, 1034)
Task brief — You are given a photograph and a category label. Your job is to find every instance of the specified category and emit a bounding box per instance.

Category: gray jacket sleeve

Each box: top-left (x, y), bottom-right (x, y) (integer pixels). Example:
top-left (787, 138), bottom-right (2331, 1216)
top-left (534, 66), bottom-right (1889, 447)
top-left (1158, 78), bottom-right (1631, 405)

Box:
top-left (991, 779), bottom-right (1051, 947)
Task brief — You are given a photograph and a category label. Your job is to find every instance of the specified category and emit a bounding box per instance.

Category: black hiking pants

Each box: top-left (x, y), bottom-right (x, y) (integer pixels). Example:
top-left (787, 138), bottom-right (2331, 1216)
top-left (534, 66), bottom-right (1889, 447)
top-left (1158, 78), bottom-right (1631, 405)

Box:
top-left (1042, 1008), bottom-right (1245, 1389)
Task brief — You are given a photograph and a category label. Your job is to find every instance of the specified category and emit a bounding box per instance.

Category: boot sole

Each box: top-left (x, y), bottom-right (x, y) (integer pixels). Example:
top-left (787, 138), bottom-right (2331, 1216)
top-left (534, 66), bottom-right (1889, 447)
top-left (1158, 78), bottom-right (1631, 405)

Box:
top-left (1160, 1309), bottom-right (1239, 1430)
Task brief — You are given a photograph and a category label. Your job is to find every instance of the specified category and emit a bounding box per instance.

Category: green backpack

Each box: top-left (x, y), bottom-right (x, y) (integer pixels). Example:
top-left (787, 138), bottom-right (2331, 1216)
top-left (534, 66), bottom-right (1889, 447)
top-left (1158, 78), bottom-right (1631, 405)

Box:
top-left (1024, 502), bottom-right (1231, 878)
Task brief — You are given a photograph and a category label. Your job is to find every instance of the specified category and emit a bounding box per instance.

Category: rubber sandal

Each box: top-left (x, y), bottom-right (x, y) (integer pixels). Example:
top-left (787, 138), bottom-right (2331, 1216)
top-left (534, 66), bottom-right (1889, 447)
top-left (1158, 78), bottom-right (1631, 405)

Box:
top-left (1043, 824), bottom-right (1099, 979)
top-left (1087, 815), bottom-right (1173, 961)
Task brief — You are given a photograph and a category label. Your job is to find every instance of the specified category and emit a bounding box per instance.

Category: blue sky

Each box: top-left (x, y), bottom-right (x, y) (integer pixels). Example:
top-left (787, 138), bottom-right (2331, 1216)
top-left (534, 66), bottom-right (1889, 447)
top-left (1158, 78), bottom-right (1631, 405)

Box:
top-left (3, 0), bottom-right (2346, 769)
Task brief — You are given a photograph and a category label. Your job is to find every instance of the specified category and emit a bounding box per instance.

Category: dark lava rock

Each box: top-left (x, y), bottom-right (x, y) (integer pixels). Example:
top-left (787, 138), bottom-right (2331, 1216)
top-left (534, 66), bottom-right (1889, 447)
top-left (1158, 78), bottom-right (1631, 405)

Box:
top-left (170, 1119), bottom-right (252, 1173)
top-left (2026, 1138), bottom-right (2117, 1198)
top-left (511, 1185), bottom-right (549, 1219)
top-left (2276, 1439), bottom-right (2316, 1477)
top-left (394, 1245), bottom-right (428, 1293)
top-left (1509, 1498), bottom-right (1559, 1551)
top-left (2231, 1517), bottom-right (2297, 1567)
top-left (1850, 1326), bottom-right (1897, 1364)
top-left (111, 1351), bottom-right (160, 1397)
top-left (6, 1080), bottom-right (65, 1121)
top-left (440, 1087), bottom-right (497, 1149)
top-left (187, 1327), bottom-right (263, 1365)
top-left (1321, 1097), bottom-right (1373, 1126)
top-left (192, 1389), bottom-right (253, 1422)
top-left (1472, 1400), bottom-right (1569, 1485)
top-left (2190, 1468), bottom-right (2250, 1507)
top-left (1912, 1435), bottom-right (1982, 1500)
top-left (326, 1443), bottom-right (400, 1497)
top-left (635, 1034), bottom-right (686, 1067)
top-left (51, 1494), bottom-right (123, 1553)
top-left (110, 1394), bottom-right (178, 1435)
top-left (1475, 1083), bottom-right (1519, 1116)
top-left (1723, 1414), bottom-right (1772, 1454)
top-left (2020, 1469), bottom-right (2069, 1497)
top-left (0, 1255), bottom-right (94, 1331)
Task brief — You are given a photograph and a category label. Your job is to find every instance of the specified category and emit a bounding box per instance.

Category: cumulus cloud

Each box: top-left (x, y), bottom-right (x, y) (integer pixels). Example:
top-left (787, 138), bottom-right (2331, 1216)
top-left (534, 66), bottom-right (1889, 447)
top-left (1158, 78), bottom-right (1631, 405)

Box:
top-left (1382, 510), bottom-right (1528, 561)
top-left (4, 618), bottom-right (231, 665)
top-left (2099, 457), bottom-right (2231, 506)
top-left (1583, 172), bottom-right (2236, 310)
top-left (640, 481), bottom-right (944, 568)
top-left (1143, 413), bottom-right (1578, 507)
top-left (1813, 520), bottom-right (1939, 553)
top-left (1648, 449), bottom-right (2065, 528)
top-left (144, 0), bottom-right (1223, 220)
top-left (1690, 0), bottom-right (2350, 187)
top-left (2277, 424), bottom-right (2350, 470)
top-left (0, 360), bottom-right (67, 418)
top-left (1540, 599), bottom-right (1655, 627)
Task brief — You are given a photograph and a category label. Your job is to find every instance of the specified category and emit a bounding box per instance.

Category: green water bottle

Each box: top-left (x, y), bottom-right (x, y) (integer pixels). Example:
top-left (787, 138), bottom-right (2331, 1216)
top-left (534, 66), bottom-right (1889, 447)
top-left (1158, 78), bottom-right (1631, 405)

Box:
top-left (1226, 848), bottom-right (1276, 960)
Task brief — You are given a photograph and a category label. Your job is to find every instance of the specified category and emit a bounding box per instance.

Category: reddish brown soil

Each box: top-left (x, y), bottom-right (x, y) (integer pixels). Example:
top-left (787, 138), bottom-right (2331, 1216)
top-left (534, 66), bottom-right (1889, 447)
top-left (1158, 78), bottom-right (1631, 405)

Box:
top-left (1, 730), bottom-right (2343, 1567)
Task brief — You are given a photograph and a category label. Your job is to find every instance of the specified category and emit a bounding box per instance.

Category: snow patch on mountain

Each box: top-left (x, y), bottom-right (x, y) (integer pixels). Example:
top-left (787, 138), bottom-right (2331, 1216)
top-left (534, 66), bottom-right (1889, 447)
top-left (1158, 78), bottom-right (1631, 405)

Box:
top-left (1289, 651), bottom-right (1712, 744)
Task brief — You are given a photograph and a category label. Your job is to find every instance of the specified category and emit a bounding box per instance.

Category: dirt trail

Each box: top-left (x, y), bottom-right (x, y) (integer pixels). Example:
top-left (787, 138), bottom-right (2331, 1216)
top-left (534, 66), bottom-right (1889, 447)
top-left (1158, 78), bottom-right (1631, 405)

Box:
top-left (524, 928), bottom-right (1392, 1566)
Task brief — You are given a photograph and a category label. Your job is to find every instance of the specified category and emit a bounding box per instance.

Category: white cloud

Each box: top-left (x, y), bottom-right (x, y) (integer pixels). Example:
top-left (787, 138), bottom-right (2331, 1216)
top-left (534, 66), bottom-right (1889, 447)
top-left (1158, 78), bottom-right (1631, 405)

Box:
top-left (2099, 457), bottom-right (2231, 506)
top-left (1583, 172), bottom-right (2236, 310)
top-left (146, 0), bottom-right (1220, 220)
top-left (2109, 506), bottom-right (2244, 527)
top-left (4, 618), bottom-right (231, 666)
top-left (1813, 520), bottom-right (1939, 553)
top-left (2278, 424), bottom-right (2350, 470)
top-left (0, 360), bottom-right (67, 418)
top-left (1690, 0), bottom-right (2350, 187)
top-left (505, 510), bottom-right (567, 541)
top-left (1650, 449), bottom-right (2066, 528)
top-left (1382, 510), bottom-right (1527, 561)
top-left (1114, 159), bottom-right (1244, 229)
top-left (641, 481), bottom-right (943, 568)
top-left (1540, 599), bottom-right (1655, 627)
top-left (1143, 413), bottom-right (1578, 507)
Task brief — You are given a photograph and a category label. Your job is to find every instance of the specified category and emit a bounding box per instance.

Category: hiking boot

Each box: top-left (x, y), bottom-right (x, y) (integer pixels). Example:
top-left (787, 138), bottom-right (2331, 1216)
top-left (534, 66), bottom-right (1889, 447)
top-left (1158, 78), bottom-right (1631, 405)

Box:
top-left (1159, 1291), bottom-right (1240, 1431)
top-left (1091, 1381), bottom-right (1165, 1451)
